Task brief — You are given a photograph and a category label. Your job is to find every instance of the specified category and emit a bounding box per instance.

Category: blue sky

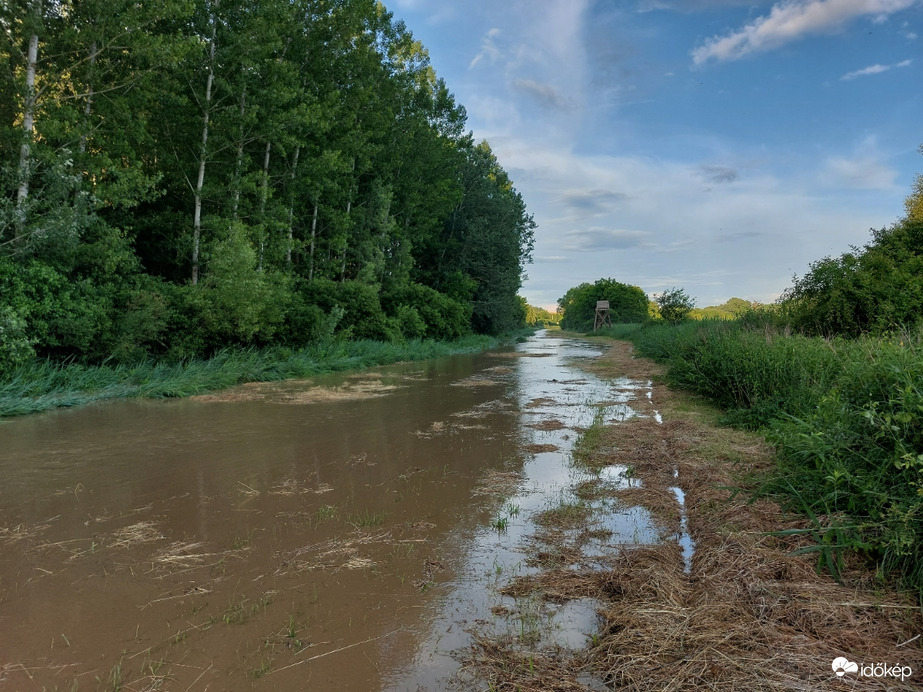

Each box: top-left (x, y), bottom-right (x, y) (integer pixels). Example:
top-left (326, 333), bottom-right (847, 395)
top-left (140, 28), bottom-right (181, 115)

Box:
top-left (389, 0), bottom-right (922, 309)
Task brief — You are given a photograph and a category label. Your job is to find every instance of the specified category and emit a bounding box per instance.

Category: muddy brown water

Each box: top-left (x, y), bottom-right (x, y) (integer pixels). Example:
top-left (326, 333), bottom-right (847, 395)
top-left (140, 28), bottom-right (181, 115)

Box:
top-left (0, 332), bottom-right (661, 691)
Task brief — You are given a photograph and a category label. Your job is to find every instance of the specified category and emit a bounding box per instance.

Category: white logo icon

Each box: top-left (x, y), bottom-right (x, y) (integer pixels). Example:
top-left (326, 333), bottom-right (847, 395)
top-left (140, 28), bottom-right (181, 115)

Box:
top-left (832, 657), bottom-right (859, 677)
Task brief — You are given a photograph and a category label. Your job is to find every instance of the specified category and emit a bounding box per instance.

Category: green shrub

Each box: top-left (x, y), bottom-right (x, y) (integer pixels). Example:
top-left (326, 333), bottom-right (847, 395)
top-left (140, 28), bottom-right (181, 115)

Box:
top-left (300, 278), bottom-right (398, 341)
top-left (610, 319), bottom-right (923, 594)
top-left (768, 332), bottom-right (923, 592)
top-left (0, 305), bottom-right (35, 374)
top-left (197, 224), bottom-right (290, 346)
top-left (783, 219), bottom-right (923, 336)
top-left (393, 304), bottom-right (426, 340)
top-left (383, 283), bottom-right (472, 340)
top-left (655, 287), bottom-right (695, 324)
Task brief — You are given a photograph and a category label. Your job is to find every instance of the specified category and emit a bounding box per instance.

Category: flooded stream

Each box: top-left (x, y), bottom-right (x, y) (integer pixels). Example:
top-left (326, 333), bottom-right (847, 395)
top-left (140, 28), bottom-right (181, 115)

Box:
top-left (0, 332), bottom-right (661, 691)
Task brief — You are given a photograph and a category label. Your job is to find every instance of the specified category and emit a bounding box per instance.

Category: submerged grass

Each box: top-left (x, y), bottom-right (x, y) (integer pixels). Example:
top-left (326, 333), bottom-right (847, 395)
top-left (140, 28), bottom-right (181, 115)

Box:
top-left (0, 333), bottom-right (511, 418)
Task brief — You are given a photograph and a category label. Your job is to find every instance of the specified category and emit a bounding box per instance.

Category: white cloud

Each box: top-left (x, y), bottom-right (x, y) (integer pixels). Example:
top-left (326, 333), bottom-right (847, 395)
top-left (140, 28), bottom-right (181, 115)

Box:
top-left (492, 141), bottom-right (885, 307)
top-left (692, 0), bottom-right (919, 65)
top-left (822, 155), bottom-right (898, 188)
top-left (841, 58), bottom-right (912, 78)
top-left (469, 28), bottom-right (501, 69)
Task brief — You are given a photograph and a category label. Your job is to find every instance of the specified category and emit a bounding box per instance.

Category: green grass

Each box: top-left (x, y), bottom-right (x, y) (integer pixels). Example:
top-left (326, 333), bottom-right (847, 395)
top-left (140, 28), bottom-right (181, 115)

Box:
top-left (346, 509), bottom-right (386, 527)
top-left (0, 333), bottom-right (513, 418)
top-left (602, 319), bottom-right (923, 599)
top-left (571, 406), bottom-right (608, 468)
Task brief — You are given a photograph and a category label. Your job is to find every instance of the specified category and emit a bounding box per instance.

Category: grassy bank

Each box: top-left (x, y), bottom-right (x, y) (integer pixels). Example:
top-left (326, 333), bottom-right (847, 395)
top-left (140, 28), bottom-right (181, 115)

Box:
top-left (463, 338), bottom-right (922, 691)
top-left (0, 332), bottom-right (521, 419)
top-left (596, 320), bottom-right (923, 598)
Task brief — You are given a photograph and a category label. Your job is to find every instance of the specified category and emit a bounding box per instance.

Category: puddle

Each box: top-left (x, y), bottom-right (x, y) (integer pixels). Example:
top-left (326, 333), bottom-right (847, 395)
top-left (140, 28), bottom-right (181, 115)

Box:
top-left (0, 331), bottom-right (659, 691)
top-left (383, 334), bottom-right (659, 690)
top-left (670, 485), bottom-right (696, 573)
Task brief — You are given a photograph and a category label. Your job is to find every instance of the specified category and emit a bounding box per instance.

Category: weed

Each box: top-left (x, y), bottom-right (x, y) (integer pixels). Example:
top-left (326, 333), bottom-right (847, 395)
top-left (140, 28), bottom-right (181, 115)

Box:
top-left (284, 615), bottom-right (304, 650)
top-left (572, 407), bottom-right (608, 468)
top-left (314, 504), bottom-right (338, 524)
top-left (606, 320), bottom-right (923, 596)
top-left (346, 510), bottom-right (385, 527)
top-left (171, 630), bottom-right (187, 645)
top-left (249, 659), bottom-right (272, 679)
top-left (535, 498), bottom-right (589, 530)
top-left (97, 659), bottom-right (123, 692)
top-left (212, 593), bottom-right (272, 626)
top-left (514, 594), bottom-right (545, 646)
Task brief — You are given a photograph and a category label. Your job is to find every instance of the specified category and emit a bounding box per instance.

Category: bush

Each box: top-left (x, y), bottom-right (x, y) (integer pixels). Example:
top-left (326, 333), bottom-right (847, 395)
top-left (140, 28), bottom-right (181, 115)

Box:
top-left (783, 219), bottom-right (923, 336)
top-left (383, 283), bottom-right (472, 340)
top-left (768, 332), bottom-right (923, 591)
top-left (0, 257), bottom-right (111, 359)
top-left (0, 305), bottom-right (35, 373)
top-left (196, 223), bottom-right (290, 346)
top-left (104, 277), bottom-right (175, 362)
top-left (300, 278), bottom-right (398, 341)
top-left (650, 322), bottom-right (840, 429)
top-left (655, 287), bottom-right (695, 324)
top-left (393, 304), bottom-right (426, 340)
top-left (613, 319), bottom-right (923, 594)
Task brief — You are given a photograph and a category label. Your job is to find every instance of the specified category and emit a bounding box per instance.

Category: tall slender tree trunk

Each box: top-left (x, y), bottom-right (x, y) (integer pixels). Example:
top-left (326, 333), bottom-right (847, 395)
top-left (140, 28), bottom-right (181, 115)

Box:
top-left (230, 86), bottom-right (246, 221)
top-left (258, 140), bottom-right (271, 271)
top-left (340, 198), bottom-right (351, 281)
top-left (340, 158), bottom-right (355, 282)
top-left (308, 200), bottom-right (318, 281)
top-left (15, 23), bottom-right (39, 232)
top-left (192, 2), bottom-right (219, 285)
top-left (78, 42), bottom-right (98, 156)
top-left (286, 146), bottom-right (300, 268)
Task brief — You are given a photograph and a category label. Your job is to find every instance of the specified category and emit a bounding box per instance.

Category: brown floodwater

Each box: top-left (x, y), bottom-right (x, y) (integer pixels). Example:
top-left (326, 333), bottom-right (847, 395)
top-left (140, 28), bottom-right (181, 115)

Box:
top-left (0, 332), bottom-right (659, 691)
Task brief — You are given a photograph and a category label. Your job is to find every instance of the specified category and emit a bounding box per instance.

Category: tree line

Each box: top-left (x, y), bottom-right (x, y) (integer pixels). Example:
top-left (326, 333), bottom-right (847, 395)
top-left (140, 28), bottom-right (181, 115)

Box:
top-left (557, 162), bottom-right (923, 338)
top-left (0, 0), bottom-right (535, 371)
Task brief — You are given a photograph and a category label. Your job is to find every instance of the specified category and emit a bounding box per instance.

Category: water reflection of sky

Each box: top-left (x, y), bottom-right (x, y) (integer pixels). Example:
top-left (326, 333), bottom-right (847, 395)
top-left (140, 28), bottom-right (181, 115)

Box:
top-left (384, 331), bottom-right (662, 691)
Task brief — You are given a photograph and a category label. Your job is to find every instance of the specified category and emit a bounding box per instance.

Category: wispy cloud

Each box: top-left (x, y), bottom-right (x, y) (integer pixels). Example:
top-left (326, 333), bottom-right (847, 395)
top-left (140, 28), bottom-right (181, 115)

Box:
top-left (560, 189), bottom-right (630, 214)
top-left (700, 165), bottom-right (739, 183)
top-left (469, 28), bottom-right (501, 69)
top-left (565, 228), bottom-right (651, 250)
top-left (822, 155), bottom-right (898, 189)
top-left (841, 58), bottom-right (912, 79)
top-left (692, 0), bottom-right (919, 65)
top-left (513, 79), bottom-right (571, 110)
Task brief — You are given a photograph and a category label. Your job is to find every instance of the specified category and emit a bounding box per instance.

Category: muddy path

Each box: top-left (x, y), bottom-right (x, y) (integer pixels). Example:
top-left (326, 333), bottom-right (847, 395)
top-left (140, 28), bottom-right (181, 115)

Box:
top-left (0, 331), bottom-right (657, 691)
top-left (462, 338), bottom-right (923, 692)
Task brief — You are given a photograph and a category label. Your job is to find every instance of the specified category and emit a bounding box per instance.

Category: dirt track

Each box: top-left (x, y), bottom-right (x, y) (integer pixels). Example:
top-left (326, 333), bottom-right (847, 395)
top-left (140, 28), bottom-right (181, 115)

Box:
top-left (464, 337), bottom-right (923, 691)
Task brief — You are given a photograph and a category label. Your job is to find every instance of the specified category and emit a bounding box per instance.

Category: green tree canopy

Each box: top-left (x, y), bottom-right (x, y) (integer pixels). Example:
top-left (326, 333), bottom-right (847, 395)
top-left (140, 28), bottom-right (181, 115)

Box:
top-left (655, 287), bottom-right (696, 324)
top-left (557, 278), bottom-right (648, 331)
top-left (782, 218), bottom-right (923, 336)
top-left (0, 0), bottom-right (535, 370)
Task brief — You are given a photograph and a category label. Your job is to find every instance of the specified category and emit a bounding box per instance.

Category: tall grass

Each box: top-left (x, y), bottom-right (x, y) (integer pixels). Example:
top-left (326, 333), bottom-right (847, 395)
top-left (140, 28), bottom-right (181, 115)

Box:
top-left (607, 319), bottom-right (923, 598)
top-left (0, 333), bottom-right (508, 418)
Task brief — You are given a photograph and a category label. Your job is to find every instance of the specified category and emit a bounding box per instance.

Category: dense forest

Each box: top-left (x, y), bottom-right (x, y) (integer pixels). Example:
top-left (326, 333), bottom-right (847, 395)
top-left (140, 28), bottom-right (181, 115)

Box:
top-left (0, 0), bottom-right (535, 372)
